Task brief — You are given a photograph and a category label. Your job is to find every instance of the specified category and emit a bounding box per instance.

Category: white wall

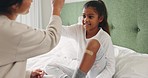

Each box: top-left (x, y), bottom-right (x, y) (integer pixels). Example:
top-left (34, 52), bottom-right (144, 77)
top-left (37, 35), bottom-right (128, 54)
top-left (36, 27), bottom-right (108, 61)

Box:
top-left (41, 0), bottom-right (51, 28)
top-left (65, 0), bottom-right (86, 3)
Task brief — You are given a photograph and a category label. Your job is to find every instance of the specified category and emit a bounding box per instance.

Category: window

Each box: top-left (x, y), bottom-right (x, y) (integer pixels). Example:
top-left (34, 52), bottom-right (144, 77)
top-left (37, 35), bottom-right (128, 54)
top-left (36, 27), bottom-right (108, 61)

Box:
top-left (16, 0), bottom-right (42, 28)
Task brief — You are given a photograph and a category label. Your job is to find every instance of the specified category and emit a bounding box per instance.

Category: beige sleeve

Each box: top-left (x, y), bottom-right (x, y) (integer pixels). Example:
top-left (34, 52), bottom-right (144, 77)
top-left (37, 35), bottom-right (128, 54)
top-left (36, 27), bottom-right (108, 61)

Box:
top-left (26, 70), bottom-right (32, 78)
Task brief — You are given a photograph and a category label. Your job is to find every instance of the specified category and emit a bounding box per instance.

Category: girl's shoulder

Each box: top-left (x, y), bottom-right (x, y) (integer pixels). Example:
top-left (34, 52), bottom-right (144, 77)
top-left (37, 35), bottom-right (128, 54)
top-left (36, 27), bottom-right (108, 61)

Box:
top-left (94, 28), bottom-right (112, 44)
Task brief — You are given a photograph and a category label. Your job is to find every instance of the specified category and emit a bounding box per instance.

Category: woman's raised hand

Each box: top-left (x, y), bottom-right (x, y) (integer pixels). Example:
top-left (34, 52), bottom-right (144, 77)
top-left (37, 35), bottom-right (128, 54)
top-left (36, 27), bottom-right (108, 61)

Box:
top-left (51, 0), bottom-right (65, 16)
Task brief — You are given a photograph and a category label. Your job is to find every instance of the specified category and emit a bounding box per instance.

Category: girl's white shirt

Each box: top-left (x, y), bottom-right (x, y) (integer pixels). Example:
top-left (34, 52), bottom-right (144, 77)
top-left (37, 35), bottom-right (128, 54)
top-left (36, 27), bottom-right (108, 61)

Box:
top-left (62, 24), bottom-right (115, 78)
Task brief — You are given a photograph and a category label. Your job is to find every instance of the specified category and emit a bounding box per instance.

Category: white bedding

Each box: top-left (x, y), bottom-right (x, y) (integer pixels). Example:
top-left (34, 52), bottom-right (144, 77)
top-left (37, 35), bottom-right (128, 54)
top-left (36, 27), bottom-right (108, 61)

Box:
top-left (113, 45), bottom-right (148, 78)
top-left (27, 37), bottom-right (148, 78)
top-left (27, 36), bottom-right (78, 70)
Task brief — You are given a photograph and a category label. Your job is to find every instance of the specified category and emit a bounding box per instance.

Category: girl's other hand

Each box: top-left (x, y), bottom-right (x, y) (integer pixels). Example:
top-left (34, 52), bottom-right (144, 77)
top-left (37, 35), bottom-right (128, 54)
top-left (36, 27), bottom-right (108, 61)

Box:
top-left (30, 69), bottom-right (46, 78)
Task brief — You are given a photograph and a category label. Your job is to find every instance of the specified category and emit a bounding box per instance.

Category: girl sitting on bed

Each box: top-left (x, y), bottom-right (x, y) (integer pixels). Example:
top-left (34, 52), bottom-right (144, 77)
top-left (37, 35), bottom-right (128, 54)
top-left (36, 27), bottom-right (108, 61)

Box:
top-left (45, 0), bottom-right (115, 78)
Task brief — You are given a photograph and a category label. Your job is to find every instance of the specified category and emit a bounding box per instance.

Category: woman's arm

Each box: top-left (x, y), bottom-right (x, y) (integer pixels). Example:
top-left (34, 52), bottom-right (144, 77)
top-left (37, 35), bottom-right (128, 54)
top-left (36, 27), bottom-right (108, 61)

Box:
top-left (16, 0), bottom-right (65, 62)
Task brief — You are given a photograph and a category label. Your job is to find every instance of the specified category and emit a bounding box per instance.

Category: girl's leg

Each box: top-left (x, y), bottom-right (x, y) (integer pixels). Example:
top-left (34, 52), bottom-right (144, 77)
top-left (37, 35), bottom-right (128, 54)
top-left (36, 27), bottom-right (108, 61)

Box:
top-left (72, 39), bottom-right (100, 78)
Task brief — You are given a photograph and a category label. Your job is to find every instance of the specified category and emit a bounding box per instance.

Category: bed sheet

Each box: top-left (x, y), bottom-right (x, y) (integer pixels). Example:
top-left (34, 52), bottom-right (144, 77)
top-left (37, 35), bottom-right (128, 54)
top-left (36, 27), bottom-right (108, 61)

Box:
top-left (27, 37), bottom-right (148, 78)
top-left (27, 36), bottom-right (78, 70)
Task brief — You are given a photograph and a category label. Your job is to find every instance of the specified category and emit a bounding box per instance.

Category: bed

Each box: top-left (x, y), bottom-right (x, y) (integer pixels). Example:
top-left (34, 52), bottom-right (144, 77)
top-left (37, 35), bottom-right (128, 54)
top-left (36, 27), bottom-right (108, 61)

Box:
top-left (27, 0), bottom-right (148, 78)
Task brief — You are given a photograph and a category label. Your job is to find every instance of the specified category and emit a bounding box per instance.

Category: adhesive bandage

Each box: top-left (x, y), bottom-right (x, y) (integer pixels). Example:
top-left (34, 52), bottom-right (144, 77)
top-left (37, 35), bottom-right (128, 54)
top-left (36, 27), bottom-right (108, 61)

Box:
top-left (85, 50), bottom-right (94, 56)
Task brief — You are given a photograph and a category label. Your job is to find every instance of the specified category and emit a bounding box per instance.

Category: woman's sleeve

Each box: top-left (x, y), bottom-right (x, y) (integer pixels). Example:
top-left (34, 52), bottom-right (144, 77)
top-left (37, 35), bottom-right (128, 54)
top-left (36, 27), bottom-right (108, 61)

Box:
top-left (14, 15), bottom-right (62, 61)
top-left (96, 38), bottom-right (115, 78)
top-left (25, 70), bottom-right (31, 78)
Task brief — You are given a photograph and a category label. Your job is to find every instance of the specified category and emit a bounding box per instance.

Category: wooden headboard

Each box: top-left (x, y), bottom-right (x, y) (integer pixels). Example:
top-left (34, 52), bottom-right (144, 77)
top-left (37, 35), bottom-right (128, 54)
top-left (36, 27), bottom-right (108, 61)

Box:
top-left (61, 0), bottom-right (148, 53)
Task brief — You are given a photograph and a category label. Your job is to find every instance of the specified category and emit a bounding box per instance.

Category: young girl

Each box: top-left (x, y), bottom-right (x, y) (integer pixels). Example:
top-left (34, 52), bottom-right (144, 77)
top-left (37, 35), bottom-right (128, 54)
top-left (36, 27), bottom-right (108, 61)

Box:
top-left (45, 0), bottom-right (115, 78)
top-left (0, 0), bottom-right (64, 78)
top-left (65, 0), bottom-right (115, 78)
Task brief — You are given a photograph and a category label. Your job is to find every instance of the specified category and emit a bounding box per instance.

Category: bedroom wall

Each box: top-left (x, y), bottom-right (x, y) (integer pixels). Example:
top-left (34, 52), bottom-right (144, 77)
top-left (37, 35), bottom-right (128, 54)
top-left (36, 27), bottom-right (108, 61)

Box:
top-left (61, 1), bottom-right (86, 25)
top-left (41, 0), bottom-right (51, 29)
top-left (65, 0), bottom-right (86, 3)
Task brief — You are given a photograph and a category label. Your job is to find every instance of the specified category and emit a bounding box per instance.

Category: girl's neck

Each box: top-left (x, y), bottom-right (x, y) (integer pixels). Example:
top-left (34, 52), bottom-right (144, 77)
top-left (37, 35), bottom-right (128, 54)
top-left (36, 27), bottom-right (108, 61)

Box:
top-left (86, 28), bottom-right (100, 38)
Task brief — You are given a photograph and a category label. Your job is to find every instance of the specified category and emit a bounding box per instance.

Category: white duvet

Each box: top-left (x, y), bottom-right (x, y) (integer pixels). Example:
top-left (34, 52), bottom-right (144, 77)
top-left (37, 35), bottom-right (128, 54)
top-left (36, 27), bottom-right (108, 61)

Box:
top-left (27, 37), bottom-right (148, 78)
top-left (113, 45), bottom-right (148, 78)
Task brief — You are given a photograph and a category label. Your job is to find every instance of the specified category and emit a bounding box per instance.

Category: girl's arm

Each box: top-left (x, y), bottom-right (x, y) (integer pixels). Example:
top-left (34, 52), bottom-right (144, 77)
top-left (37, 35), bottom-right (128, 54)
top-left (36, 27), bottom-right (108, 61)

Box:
top-left (62, 24), bottom-right (81, 39)
top-left (72, 39), bottom-right (100, 78)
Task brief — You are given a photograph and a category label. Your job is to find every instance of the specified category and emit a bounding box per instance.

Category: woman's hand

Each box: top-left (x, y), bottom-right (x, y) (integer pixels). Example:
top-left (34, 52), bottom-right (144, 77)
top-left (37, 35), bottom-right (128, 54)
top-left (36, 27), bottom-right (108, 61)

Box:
top-left (30, 69), bottom-right (46, 78)
top-left (51, 0), bottom-right (65, 16)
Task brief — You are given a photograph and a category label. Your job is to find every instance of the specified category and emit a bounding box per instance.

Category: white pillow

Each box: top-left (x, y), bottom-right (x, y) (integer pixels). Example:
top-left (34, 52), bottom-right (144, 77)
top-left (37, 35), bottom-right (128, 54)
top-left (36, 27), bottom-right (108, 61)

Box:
top-left (113, 45), bottom-right (148, 78)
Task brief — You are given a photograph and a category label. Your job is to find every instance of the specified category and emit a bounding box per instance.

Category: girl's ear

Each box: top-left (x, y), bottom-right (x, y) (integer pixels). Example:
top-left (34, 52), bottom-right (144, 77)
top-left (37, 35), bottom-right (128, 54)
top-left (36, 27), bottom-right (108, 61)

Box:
top-left (98, 16), bottom-right (104, 23)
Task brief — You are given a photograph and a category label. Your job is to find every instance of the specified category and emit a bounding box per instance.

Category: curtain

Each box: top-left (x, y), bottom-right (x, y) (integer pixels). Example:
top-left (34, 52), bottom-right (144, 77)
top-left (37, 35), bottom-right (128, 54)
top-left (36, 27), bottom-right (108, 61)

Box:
top-left (16, 0), bottom-right (42, 28)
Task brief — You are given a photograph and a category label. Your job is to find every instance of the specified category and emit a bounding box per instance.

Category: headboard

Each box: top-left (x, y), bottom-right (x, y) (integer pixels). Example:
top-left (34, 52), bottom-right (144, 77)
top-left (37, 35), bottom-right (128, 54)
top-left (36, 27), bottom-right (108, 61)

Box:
top-left (61, 0), bottom-right (148, 54)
